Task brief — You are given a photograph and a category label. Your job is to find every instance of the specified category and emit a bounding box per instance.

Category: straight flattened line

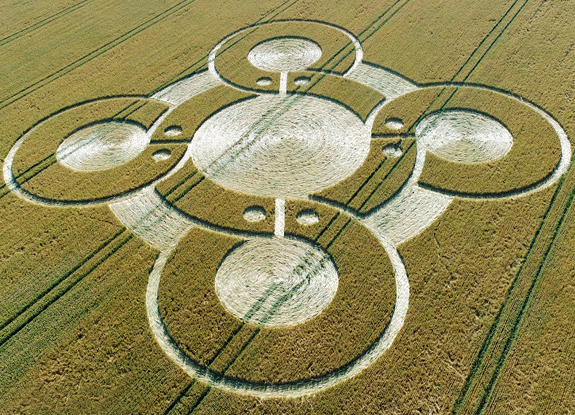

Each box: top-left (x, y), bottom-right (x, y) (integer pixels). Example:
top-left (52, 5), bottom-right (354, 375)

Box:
top-left (346, 139), bottom-right (415, 211)
top-left (450, 0), bottom-right (525, 82)
top-left (455, 148), bottom-right (568, 411)
top-left (357, 141), bottom-right (417, 212)
top-left (443, 0), bottom-right (531, 111)
top-left (475, 181), bottom-right (575, 414)
top-left (170, 177), bottom-right (205, 204)
top-left (0, 232), bottom-right (134, 350)
top-left (460, 0), bottom-right (531, 83)
top-left (0, 0), bottom-right (199, 112)
top-left (0, 228), bottom-right (126, 333)
top-left (413, 0), bottom-right (530, 131)
top-left (161, 380), bottom-right (196, 415)
top-left (185, 386), bottom-right (212, 415)
top-left (450, 166), bottom-right (564, 413)
top-left (326, 218), bottom-right (352, 251)
top-left (0, 0), bottom-right (97, 47)
top-left (161, 323), bottom-right (245, 415)
top-left (313, 212), bottom-right (341, 243)
top-left (446, 1), bottom-right (575, 413)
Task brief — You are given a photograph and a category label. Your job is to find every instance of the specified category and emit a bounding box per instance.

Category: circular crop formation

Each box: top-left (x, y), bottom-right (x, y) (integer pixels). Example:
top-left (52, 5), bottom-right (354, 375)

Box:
top-left (248, 37), bottom-right (323, 72)
top-left (6, 97), bottom-right (186, 204)
top-left (416, 110), bottom-right (513, 163)
top-left (155, 216), bottom-right (398, 387)
top-left (215, 237), bottom-right (339, 327)
top-left (210, 20), bottom-right (362, 93)
top-left (6, 16), bottom-right (570, 402)
top-left (57, 121), bottom-right (150, 171)
top-left (190, 94), bottom-right (371, 199)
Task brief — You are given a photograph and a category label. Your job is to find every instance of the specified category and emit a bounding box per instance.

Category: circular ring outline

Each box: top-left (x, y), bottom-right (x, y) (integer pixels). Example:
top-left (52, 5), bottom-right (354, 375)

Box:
top-left (146, 231), bottom-right (408, 398)
top-left (2, 96), bottom-right (183, 207)
top-left (208, 19), bottom-right (364, 91)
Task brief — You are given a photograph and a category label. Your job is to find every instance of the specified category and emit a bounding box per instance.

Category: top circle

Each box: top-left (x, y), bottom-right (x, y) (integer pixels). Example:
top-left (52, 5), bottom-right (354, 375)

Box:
top-left (209, 20), bottom-right (363, 93)
top-left (247, 37), bottom-right (322, 72)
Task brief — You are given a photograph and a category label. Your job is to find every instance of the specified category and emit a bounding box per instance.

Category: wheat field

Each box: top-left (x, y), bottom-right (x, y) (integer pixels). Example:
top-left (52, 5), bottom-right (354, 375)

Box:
top-left (0, 0), bottom-right (574, 414)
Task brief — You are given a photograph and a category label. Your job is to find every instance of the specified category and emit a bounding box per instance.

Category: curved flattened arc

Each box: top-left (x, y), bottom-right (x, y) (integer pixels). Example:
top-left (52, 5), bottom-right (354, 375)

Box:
top-left (9, 97), bottom-right (186, 204)
top-left (371, 86), bottom-right (564, 197)
top-left (150, 85), bottom-right (255, 143)
top-left (155, 159), bottom-right (276, 234)
top-left (152, 85), bottom-right (277, 234)
top-left (287, 71), bottom-right (386, 121)
top-left (157, 202), bottom-right (395, 385)
top-left (311, 136), bottom-right (416, 215)
top-left (211, 20), bottom-right (361, 94)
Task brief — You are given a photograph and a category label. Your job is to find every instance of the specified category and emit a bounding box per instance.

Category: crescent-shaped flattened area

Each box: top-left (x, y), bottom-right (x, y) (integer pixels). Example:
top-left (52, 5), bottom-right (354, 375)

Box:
top-left (10, 97), bottom-right (186, 203)
top-left (371, 86), bottom-right (563, 196)
top-left (157, 203), bottom-right (395, 384)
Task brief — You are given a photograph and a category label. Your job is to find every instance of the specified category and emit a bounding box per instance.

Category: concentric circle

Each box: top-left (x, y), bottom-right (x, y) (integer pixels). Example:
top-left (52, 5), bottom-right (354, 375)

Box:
top-left (57, 121), bottom-right (149, 171)
top-left (416, 110), bottom-right (513, 163)
top-left (248, 37), bottom-right (322, 72)
top-left (215, 237), bottom-right (338, 327)
top-left (190, 94), bottom-right (371, 198)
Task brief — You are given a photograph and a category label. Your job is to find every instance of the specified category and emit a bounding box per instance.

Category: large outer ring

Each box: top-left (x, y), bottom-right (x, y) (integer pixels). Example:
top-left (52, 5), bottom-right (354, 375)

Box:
top-left (145, 228), bottom-right (409, 398)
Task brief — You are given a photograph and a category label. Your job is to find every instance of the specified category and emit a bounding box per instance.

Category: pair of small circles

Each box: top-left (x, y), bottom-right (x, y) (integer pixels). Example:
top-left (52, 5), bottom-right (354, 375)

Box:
top-left (255, 76), bottom-right (311, 87)
top-left (243, 206), bottom-right (319, 226)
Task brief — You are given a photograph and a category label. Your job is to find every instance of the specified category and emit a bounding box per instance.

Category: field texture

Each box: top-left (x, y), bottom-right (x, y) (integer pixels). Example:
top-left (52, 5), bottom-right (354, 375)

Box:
top-left (0, 0), bottom-right (574, 414)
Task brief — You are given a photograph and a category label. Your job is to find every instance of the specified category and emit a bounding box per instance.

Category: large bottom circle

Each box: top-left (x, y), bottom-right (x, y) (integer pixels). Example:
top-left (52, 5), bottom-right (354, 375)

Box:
top-left (215, 237), bottom-right (338, 327)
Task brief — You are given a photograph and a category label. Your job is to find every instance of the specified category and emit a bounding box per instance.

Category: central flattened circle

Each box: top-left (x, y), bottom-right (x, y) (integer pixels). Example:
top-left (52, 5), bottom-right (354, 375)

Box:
top-left (191, 95), bottom-right (371, 198)
top-left (248, 37), bottom-right (322, 72)
top-left (215, 238), bottom-right (339, 327)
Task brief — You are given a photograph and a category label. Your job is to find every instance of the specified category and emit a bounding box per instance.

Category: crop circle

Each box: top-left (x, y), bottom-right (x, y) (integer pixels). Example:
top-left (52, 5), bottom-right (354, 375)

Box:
top-left (215, 237), bottom-right (338, 327)
top-left (57, 121), bottom-right (149, 171)
top-left (416, 110), bottom-right (513, 163)
top-left (190, 94), bottom-right (371, 199)
top-left (248, 37), bottom-right (322, 72)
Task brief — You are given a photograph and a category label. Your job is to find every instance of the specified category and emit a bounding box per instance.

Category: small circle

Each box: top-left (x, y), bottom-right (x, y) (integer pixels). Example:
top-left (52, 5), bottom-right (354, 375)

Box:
top-left (382, 144), bottom-right (402, 158)
top-left (57, 121), bottom-right (149, 171)
top-left (215, 238), bottom-right (338, 327)
top-left (416, 110), bottom-right (513, 163)
top-left (385, 118), bottom-right (404, 130)
top-left (296, 210), bottom-right (319, 226)
top-left (256, 77), bottom-right (273, 86)
top-left (248, 37), bottom-right (322, 72)
top-left (294, 76), bottom-right (311, 86)
top-left (152, 149), bottom-right (171, 162)
top-left (164, 126), bottom-right (183, 137)
top-left (243, 206), bottom-right (266, 222)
